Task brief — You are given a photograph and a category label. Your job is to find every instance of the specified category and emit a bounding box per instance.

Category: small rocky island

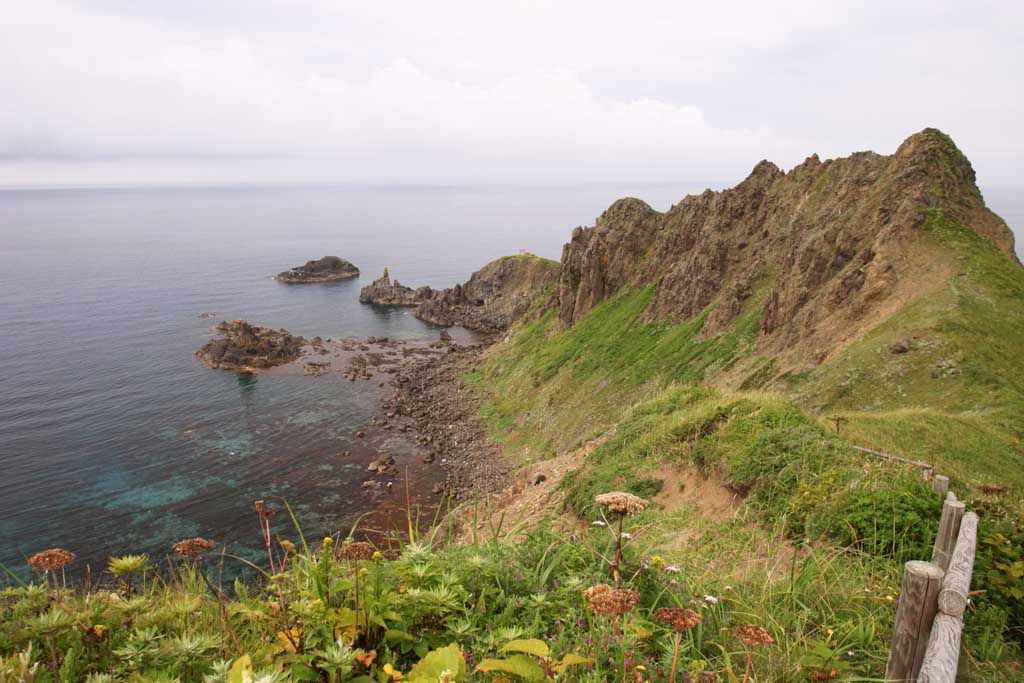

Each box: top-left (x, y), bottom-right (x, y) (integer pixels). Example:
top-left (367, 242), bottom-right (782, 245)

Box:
top-left (274, 256), bottom-right (360, 283)
top-left (196, 320), bottom-right (305, 371)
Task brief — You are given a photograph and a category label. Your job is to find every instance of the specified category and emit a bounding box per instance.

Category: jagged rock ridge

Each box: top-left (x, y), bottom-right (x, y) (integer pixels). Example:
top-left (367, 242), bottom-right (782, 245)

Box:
top-left (196, 320), bottom-right (305, 371)
top-left (557, 128), bottom-right (1018, 364)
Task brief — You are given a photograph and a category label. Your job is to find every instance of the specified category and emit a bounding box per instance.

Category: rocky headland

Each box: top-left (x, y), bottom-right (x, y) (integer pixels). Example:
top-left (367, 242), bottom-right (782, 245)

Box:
top-left (359, 255), bottom-right (559, 333)
top-left (196, 320), bottom-right (306, 371)
top-left (275, 255), bottom-right (360, 283)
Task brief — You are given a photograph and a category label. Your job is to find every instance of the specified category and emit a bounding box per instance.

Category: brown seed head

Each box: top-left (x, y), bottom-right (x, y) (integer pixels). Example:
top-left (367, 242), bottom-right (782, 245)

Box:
top-left (172, 537), bottom-right (217, 559)
top-left (337, 541), bottom-right (376, 561)
top-left (254, 499), bottom-right (276, 519)
top-left (736, 623), bottom-right (774, 648)
top-left (654, 607), bottom-right (702, 632)
top-left (27, 548), bottom-right (76, 572)
top-left (594, 492), bottom-right (649, 515)
top-left (583, 583), bottom-right (640, 617)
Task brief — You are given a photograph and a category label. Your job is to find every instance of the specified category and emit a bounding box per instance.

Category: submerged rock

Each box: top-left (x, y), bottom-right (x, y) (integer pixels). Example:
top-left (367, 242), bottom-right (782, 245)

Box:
top-left (196, 320), bottom-right (305, 371)
top-left (274, 256), bottom-right (360, 283)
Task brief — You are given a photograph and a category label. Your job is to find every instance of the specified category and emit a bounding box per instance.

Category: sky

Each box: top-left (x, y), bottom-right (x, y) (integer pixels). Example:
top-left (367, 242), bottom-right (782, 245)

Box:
top-left (1, 1), bottom-right (1022, 188)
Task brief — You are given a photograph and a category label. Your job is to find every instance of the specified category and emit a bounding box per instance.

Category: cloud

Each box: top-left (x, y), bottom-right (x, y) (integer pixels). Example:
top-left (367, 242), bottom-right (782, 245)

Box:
top-left (0, 1), bottom-right (1021, 185)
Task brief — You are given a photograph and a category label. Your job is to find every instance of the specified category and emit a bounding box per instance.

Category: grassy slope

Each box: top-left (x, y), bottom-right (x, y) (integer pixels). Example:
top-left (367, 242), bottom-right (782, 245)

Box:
top-left (467, 209), bottom-right (1024, 680)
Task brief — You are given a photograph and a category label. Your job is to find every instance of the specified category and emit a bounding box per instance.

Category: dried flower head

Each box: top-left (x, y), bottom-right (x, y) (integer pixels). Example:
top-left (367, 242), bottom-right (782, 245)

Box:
top-left (584, 584), bottom-right (640, 617)
top-left (337, 541), bottom-right (376, 561)
top-left (654, 607), bottom-right (702, 632)
top-left (594, 492), bottom-right (649, 515)
top-left (736, 623), bottom-right (774, 648)
top-left (254, 499), bottom-right (276, 519)
top-left (27, 548), bottom-right (76, 572)
top-left (172, 537), bottom-right (217, 559)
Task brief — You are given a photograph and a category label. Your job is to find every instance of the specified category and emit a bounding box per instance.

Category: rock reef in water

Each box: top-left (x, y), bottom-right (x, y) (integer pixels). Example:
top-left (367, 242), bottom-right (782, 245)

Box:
top-left (274, 256), bottom-right (360, 283)
top-left (196, 320), bottom-right (305, 371)
top-left (358, 268), bottom-right (433, 307)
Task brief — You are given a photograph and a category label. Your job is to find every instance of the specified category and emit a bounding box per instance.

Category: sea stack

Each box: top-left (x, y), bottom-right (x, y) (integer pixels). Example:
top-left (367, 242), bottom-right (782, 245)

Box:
top-left (274, 256), bottom-right (360, 283)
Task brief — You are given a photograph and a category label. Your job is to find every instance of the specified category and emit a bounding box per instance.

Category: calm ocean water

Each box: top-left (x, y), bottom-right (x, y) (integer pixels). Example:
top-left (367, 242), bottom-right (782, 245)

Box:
top-left (0, 183), bottom-right (1020, 577)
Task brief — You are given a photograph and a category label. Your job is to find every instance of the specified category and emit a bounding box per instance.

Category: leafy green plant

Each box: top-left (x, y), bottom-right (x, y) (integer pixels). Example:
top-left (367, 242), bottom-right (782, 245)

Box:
top-left (476, 639), bottom-right (590, 682)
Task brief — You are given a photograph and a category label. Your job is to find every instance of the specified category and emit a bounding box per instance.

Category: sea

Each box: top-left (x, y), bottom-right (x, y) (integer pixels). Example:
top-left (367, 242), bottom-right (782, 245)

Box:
top-left (0, 183), bottom-right (1020, 578)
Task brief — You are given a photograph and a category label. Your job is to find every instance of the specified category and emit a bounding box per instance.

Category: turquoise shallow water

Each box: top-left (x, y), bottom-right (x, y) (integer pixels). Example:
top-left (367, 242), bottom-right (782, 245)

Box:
top-left (0, 183), bottom-right (701, 576)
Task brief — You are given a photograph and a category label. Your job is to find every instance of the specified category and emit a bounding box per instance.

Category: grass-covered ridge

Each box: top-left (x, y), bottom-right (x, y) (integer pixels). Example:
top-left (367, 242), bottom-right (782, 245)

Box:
top-left (465, 209), bottom-right (1024, 679)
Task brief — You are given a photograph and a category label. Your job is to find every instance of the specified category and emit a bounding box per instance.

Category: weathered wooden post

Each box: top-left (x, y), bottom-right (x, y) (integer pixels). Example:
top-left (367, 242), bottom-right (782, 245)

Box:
top-left (917, 613), bottom-right (963, 683)
top-left (932, 474), bottom-right (949, 497)
top-left (885, 560), bottom-right (945, 682)
top-left (937, 512), bottom-right (978, 618)
top-left (931, 495), bottom-right (965, 574)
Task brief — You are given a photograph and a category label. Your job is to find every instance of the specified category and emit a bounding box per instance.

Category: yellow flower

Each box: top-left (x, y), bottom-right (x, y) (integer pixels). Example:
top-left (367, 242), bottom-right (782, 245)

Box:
top-left (91, 624), bottom-right (107, 638)
top-left (323, 536), bottom-right (333, 546)
top-left (372, 551), bottom-right (383, 561)
top-left (826, 629), bottom-right (834, 639)
top-left (635, 665), bottom-right (646, 671)
top-left (886, 594), bottom-right (895, 602)
top-left (310, 599), bottom-right (323, 608)
top-left (383, 663), bottom-right (404, 680)
top-left (649, 556), bottom-right (665, 570)
top-left (359, 567), bottom-right (369, 577)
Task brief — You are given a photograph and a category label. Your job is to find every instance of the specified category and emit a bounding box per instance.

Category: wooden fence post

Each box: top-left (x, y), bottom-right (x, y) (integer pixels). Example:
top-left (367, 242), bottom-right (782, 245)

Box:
top-left (885, 560), bottom-right (945, 682)
top-left (931, 496), bottom-right (965, 574)
top-left (937, 512), bottom-right (978, 618)
top-left (932, 474), bottom-right (949, 497)
top-left (917, 612), bottom-right (963, 683)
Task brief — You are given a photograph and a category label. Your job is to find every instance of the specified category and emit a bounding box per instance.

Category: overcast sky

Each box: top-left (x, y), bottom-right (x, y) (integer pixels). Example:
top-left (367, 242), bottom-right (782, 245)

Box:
top-left (1, 1), bottom-right (1021, 187)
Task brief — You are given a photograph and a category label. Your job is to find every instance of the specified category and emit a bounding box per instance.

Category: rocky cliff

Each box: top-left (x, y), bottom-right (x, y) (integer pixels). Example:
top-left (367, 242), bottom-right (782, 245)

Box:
top-left (416, 255), bottom-right (559, 333)
top-left (557, 129), bottom-right (1018, 364)
top-left (360, 256), bottom-right (558, 333)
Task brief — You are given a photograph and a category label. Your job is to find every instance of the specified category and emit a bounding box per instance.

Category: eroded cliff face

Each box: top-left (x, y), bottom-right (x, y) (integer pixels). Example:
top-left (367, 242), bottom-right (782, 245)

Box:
top-left (417, 255), bottom-right (558, 333)
top-left (557, 129), bottom-right (1018, 364)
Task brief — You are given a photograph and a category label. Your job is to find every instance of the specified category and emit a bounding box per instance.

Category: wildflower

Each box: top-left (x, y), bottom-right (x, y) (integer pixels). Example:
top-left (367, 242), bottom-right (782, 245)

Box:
top-left (583, 584), bottom-right (640, 617)
top-left (359, 567), bottom-right (369, 577)
top-left (91, 624), bottom-right (107, 638)
top-left (649, 556), bottom-right (665, 570)
top-left (654, 607), bottom-right (702, 632)
top-left (322, 536), bottom-right (333, 547)
top-left (635, 665), bottom-right (646, 672)
top-left (337, 541), bottom-right (376, 561)
top-left (621, 532), bottom-right (633, 540)
top-left (27, 548), bottom-right (75, 572)
top-left (886, 594), bottom-right (894, 602)
top-left (383, 663), bottom-right (403, 680)
top-left (736, 623), bottom-right (773, 648)
top-left (664, 565), bottom-right (682, 573)
top-left (724, 585), bottom-right (733, 591)
top-left (372, 551), bottom-right (383, 561)
top-left (594, 492), bottom-right (649, 515)
top-left (592, 520), bottom-right (608, 527)
top-left (280, 539), bottom-right (296, 554)
top-left (704, 595), bottom-right (718, 605)
top-left (172, 537), bottom-right (216, 559)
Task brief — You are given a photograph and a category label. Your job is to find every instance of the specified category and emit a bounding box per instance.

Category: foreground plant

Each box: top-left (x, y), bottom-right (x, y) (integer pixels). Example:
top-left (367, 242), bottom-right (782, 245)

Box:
top-left (476, 638), bottom-right (591, 681)
top-left (106, 554), bottom-right (152, 598)
top-left (594, 492), bottom-right (648, 586)
top-left (26, 548), bottom-right (75, 593)
top-left (584, 583), bottom-right (640, 683)
top-left (735, 623), bottom-right (773, 683)
top-left (654, 607), bottom-right (702, 683)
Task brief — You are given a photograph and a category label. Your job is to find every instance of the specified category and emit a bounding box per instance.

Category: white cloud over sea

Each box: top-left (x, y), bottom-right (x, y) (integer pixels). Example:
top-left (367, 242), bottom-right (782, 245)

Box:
top-left (1, 1), bottom-right (1021, 186)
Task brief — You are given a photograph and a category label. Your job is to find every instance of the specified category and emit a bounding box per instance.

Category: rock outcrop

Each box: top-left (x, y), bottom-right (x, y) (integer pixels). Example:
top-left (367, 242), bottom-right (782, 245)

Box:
top-left (359, 268), bottom-right (432, 306)
top-left (416, 255), bottom-right (559, 333)
top-left (359, 256), bottom-right (559, 333)
top-left (275, 256), bottom-right (359, 283)
top-left (196, 320), bottom-right (305, 371)
top-left (557, 128), bottom-right (1019, 364)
